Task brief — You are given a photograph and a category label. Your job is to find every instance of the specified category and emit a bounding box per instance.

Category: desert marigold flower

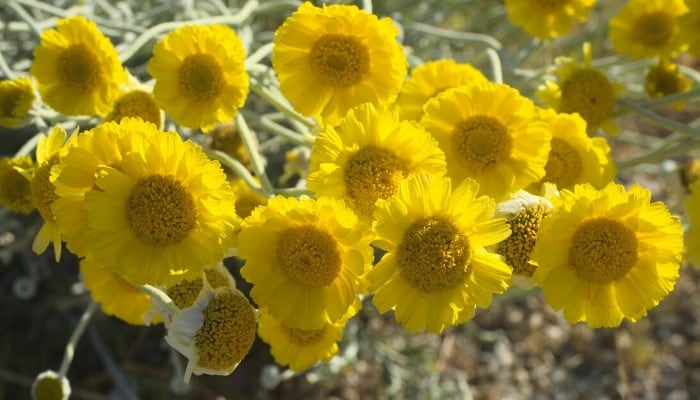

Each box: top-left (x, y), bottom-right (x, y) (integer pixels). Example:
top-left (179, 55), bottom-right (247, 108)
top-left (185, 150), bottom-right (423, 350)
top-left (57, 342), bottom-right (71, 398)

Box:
top-left (31, 370), bottom-right (70, 400)
top-left (532, 182), bottom-right (683, 328)
top-left (271, 2), bottom-right (407, 126)
top-left (645, 59), bottom-right (692, 108)
top-left (530, 109), bottom-right (616, 192)
top-left (230, 178), bottom-right (268, 220)
top-left (206, 122), bottom-right (251, 172)
top-left (396, 59), bottom-right (488, 121)
top-left (238, 195), bottom-right (373, 330)
top-left (504, 0), bottom-right (596, 39)
top-left (609, 0), bottom-right (688, 59)
top-left (308, 103), bottom-right (446, 219)
top-left (0, 155), bottom-right (34, 214)
top-left (148, 24), bottom-right (249, 132)
top-left (368, 174), bottom-right (512, 334)
top-left (30, 16), bottom-right (128, 116)
top-left (165, 285), bottom-right (257, 383)
top-left (105, 87), bottom-right (163, 129)
top-left (537, 42), bottom-right (622, 134)
top-left (80, 125), bottom-right (240, 287)
top-left (165, 262), bottom-right (237, 311)
top-left (0, 76), bottom-right (35, 128)
top-left (684, 180), bottom-right (700, 268)
top-left (421, 82), bottom-right (551, 201)
top-left (679, 0), bottom-right (700, 56)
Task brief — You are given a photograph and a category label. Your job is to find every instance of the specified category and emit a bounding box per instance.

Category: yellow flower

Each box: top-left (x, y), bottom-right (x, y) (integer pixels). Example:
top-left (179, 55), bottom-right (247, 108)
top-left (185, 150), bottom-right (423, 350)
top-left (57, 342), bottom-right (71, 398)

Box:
top-left (30, 16), bottom-right (128, 116)
top-left (609, 0), bottom-right (688, 59)
top-left (229, 178), bottom-right (268, 220)
top-left (679, 0), bottom-right (700, 56)
top-left (368, 174), bottom-right (512, 334)
top-left (257, 300), bottom-right (358, 371)
top-left (684, 180), bottom-right (700, 268)
top-left (206, 122), bottom-right (251, 172)
top-left (396, 59), bottom-right (488, 121)
top-left (238, 195), bottom-right (373, 330)
top-left (271, 2), bottom-right (407, 126)
top-left (421, 82), bottom-right (551, 201)
top-left (530, 109), bottom-right (616, 192)
top-left (308, 103), bottom-right (446, 219)
top-left (105, 87), bottom-right (163, 129)
top-left (532, 182), bottom-right (683, 328)
top-left (0, 155), bottom-right (34, 214)
top-left (164, 262), bottom-right (237, 310)
top-left (644, 59), bottom-right (692, 108)
top-left (148, 24), bottom-right (249, 131)
top-left (165, 285), bottom-right (257, 383)
top-left (31, 370), bottom-right (70, 400)
top-left (0, 77), bottom-right (35, 128)
top-left (536, 42), bottom-right (622, 134)
top-left (504, 0), bottom-right (596, 39)
top-left (80, 256), bottom-right (162, 326)
top-left (79, 125), bottom-right (240, 286)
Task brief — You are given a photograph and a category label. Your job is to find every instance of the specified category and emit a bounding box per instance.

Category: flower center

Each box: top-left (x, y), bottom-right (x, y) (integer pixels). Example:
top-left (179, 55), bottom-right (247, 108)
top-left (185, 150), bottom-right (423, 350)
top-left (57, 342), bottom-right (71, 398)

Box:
top-left (497, 204), bottom-right (550, 277)
top-left (277, 225), bottom-right (341, 288)
top-left (107, 91), bottom-right (162, 127)
top-left (309, 34), bottom-right (370, 88)
top-left (344, 146), bottom-right (408, 217)
top-left (568, 218), bottom-right (638, 283)
top-left (194, 292), bottom-right (257, 371)
top-left (0, 156), bottom-right (34, 214)
top-left (632, 12), bottom-right (674, 47)
top-left (31, 156), bottom-right (59, 222)
top-left (0, 88), bottom-right (21, 117)
top-left (204, 267), bottom-right (230, 289)
top-left (179, 54), bottom-right (224, 101)
top-left (166, 278), bottom-right (203, 309)
top-left (282, 324), bottom-right (325, 345)
top-left (560, 68), bottom-right (615, 129)
top-left (452, 115), bottom-right (512, 173)
top-left (645, 61), bottom-right (690, 98)
top-left (57, 44), bottom-right (101, 92)
top-left (32, 373), bottom-right (65, 400)
top-left (529, 0), bottom-right (569, 11)
top-left (397, 217), bottom-right (471, 292)
top-left (542, 138), bottom-right (582, 189)
top-left (126, 175), bottom-right (197, 247)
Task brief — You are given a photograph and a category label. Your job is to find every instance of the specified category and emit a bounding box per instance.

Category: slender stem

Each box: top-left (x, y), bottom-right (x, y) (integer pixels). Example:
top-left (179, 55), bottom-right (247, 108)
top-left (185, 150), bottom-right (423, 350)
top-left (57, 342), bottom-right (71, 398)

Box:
top-left (617, 98), bottom-right (700, 137)
top-left (485, 47), bottom-right (503, 84)
top-left (7, 1), bottom-right (42, 37)
top-left (616, 139), bottom-right (700, 170)
top-left (58, 301), bottom-right (99, 377)
top-left (274, 187), bottom-right (313, 197)
top-left (245, 42), bottom-right (274, 68)
top-left (248, 69), bottom-right (316, 130)
top-left (260, 113), bottom-right (312, 146)
top-left (236, 113), bottom-right (276, 197)
top-left (206, 149), bottom-right (268, 198)
top-left (0, 49), bottom-right (16, 79)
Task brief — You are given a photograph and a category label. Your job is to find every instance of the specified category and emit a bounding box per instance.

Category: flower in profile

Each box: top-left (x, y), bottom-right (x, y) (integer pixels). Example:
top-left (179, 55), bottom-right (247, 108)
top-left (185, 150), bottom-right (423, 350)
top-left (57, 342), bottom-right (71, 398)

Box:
top-left (308, 103), bottom-right (446, 219)
top-left (229, 178), bottom-right (268, 220)
top-left (238, 195), bottom-right (373, 330)
top-left (684, 180), bottom-right (700, 268)
top-left (368, 174), bottom-right (512, 334)
top-left (0, 76), bottom-right (35, 128)
top-left (257, 300), bottom-right (358, 371)
top-left (532, 182), bottom-right (683, 328)
top-left (271, 2), bottom-right (407, 126)
top-left (679, 0), bottom-right (700, 56)
top-left (105, 86), bottom-right (163, 129)
top-left (148, 24), bottom-right (249, 131)
top-left (609, 0), bottom-right (688, 59)
top-left (0, 155), bottom-right (34, 214)
top-left (396, 59), bottom-right (488, 121)
top-left (77, 124), bottom-right (239, 287)
top-left (30, 16), bottom-right (128, 116)
top-left (421, 82), bottom-right (550, 201)
top-left (504, 0), bottom-right (596, 39)
top-left (530, 109), bottom-right (616, 192)
top-left (206, 122), bottom-right (251, 173)
top-left (537, 42), bottom-right (622, 134)
top-left (31, 370), bottom-right (70, 400)
top-left (165, 285), bottom-right (257, 382)
top-left (644, 59), bottom-right (692, 108)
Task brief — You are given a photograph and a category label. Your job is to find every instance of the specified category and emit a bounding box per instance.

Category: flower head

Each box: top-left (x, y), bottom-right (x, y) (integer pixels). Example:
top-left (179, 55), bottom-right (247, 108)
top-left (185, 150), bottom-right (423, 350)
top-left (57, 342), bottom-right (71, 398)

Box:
top-left (148, 24), bottom-right (249, 131)
top-left (31, 370), bottom-right (70, 400)
top-left (679, 0), bottom-right (700, 56)
top-left (532, 182), bottom-right (683, 328)
top-left (105, 87), bottom-right (163, 129)
top-left (308, 103), bottom-right (446, 219)
top-left (504, 0), bottom-right (596, 39)
top-left (684, 180), bottom-right (700, 268)
top-left (0, 155), bottom-right (35, 214)
top-left (272, 2), bottom-right (407, 126)
top-left (30, 16), bottom-right (128, 116)
top-left (238, 195), bottom-right (373, 330)
top-left (368, 174), bottom-right (512, 333)
top-left (421, 82), bottom-right (551, 201)
top-left (644, 59), bottom-right (692, 109)
top-left (0, 76), bottom-right (35, 128)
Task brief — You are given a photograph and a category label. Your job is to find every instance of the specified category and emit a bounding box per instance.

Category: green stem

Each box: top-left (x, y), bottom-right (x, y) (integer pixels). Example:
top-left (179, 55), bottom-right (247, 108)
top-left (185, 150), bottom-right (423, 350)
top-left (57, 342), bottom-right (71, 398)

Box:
top-left (7, 1), bottom-right (42, 37)
top-left (260, 113), bottom-right (312, 146)
top-left (206, 148), bottom-right (268, 198)
top-left (617, 98), bottom-right (700, 137)
top-left (236, 113), bottom-right (276, 197)
top-left (248, 68), bottom-right (316, 130)
top-left (58, 301), bottom-right (99, 377)
top-left (616, 139), bottom-right (700, 170)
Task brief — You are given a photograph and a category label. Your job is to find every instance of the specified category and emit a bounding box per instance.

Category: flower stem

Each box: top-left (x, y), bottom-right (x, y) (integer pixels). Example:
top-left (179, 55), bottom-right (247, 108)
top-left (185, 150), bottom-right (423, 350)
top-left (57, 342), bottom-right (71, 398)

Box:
top-left (58, 301), bottom-right (99, 377)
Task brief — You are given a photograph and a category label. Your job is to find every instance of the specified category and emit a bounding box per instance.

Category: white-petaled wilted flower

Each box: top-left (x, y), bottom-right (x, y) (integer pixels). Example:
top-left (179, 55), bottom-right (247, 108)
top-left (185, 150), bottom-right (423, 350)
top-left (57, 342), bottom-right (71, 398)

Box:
top-left (31, 370), bottom-right (70, 400)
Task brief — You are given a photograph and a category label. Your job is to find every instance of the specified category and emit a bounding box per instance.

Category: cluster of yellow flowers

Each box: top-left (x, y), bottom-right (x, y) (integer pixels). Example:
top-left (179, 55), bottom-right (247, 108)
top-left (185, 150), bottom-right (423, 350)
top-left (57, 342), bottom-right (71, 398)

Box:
top-left (1, 0), bottom-right (698, 393)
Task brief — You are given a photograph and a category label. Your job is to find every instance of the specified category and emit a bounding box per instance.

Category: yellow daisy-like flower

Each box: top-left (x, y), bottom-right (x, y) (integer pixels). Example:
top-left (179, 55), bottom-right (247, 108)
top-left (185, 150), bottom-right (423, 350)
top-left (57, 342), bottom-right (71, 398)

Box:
top-left (257, 300), bottom-right (358, 372)
top-left (0, 77), bottom-right (35, 128)
top-left (271, 2), bottom-right (407, 126)
top-left (683, 180), bottom-right (700, 268)
top-left (105, 88), bottom-right (163, 129)
top-left (238, 195), bottom-right (373, 330)
top-left (308, 103), bottom-right (446, 219)
top-left (229, 178), bottom-right (268, 220)
top-left (645, 59), bottom-right (692, 109)
top-left (30, 16), bottom-right (128, 116)
top-left (31, 370), bottom-right (70, 400)
top-left (0, 155), bottom-right (34, 214)
top-left (165, 285), bottom-right (257, 383)
top-left (421, 82), bottom-right (551, 201)
top-left (81, 128), bottom-right (240, 287)
top-left (609, 0), bottom-right (688, 59)
top-left (206, 122), bottom-right (251, 173)
top-left (165, 262), bottom-right (237, 311)
top-left (679, 0), bottom-right (700, 56)
top-left (396, 59), bottom-right (488, 122)
top-left (536, 42), bottom-right (622, 134)
top-left (530, 109), bottom-right (616, 192)
top-left (532, 182), bottom-right (683, 328)
top-left (80, 256), bottom-right (162, 326)
top-left (148, 24), bottom-right (249, 132)
top-left (368, 174), bottom-right (512, 334)
top-left (504, 0), bottom-right (596, 39)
